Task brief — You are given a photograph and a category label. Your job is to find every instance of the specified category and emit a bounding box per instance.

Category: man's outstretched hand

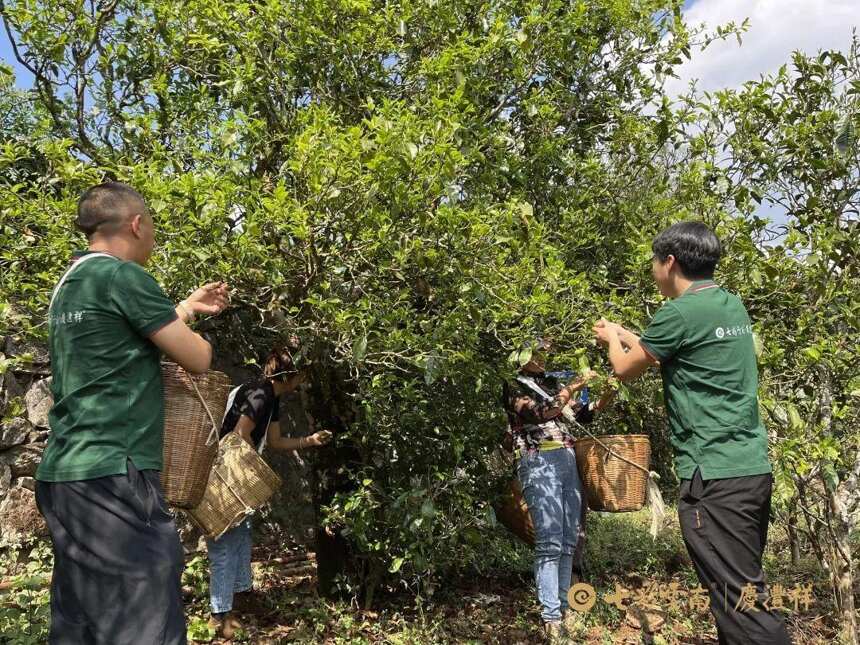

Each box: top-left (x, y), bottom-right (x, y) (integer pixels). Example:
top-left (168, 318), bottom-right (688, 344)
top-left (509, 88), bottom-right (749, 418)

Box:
top-left (593, 318), bottom-right (622, 346)
top-left (186, 281), bottom-right (230, 316)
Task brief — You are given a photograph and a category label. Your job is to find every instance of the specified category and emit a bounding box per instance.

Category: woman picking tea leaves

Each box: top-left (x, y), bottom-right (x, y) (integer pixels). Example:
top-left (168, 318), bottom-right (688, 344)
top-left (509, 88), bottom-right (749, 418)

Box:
top-left (206, 339), bottom-right (331, 638)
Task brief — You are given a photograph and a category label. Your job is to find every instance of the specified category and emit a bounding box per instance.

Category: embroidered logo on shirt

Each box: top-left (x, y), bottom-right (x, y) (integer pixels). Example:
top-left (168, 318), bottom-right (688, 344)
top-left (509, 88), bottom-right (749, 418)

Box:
top-left (715, 325), bottom-right (752, 339)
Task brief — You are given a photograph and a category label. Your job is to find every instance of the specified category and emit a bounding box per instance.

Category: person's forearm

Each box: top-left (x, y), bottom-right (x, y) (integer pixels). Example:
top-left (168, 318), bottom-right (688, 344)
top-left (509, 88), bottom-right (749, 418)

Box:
top-left (272, 436), bottom-right (311, 452)
top-left (187, 335), bottom-right (212, 373)
top-left (517, 387), bottom-right (578, 424)
top-left (594, 388), bottom-right (616, 411)
top-left (607, 332), bottom-right (628, 376)
top-left (150, 318), bottom-right (212, 373)
top-left (563, 375), bottom-right (589, 393)
top-left (518, 399), bottom-right (565, 424)
top-left (617, 327), bottom-right (640, 349)
top-left (238, 426), bottom-right (255, 446)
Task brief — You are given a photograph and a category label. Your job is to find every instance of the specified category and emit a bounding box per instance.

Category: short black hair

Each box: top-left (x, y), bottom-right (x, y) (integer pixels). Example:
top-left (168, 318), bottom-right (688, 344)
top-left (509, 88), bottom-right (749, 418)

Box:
top-left (652, 222), bottom-right (721, 280)
top-left (75, 182), bottom-right (147, 239)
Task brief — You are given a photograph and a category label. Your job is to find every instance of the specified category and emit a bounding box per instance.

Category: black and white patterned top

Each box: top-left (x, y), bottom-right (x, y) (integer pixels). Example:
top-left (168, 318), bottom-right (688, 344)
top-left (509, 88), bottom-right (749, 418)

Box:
top-left (220, 379), bottom-right (281, 450)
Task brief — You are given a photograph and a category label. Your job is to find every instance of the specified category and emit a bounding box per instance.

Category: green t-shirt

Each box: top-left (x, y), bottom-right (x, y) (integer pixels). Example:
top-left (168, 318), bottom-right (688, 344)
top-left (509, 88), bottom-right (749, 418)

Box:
top-left (36, 251), bottom-right (178, 482)
top-left (640, 280), bottom-right (771, 481)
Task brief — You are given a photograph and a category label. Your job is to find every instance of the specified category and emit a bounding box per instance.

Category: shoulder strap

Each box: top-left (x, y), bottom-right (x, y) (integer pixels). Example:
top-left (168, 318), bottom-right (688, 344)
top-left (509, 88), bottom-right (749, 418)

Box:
top-left (258, 406), bottom-right (274, 455)
top-left (257, 383), bottom-right (279, 455)
top-left (49, 253), bottom-right (118, 312)
top-left (222, 386), bottom-right (242, 425)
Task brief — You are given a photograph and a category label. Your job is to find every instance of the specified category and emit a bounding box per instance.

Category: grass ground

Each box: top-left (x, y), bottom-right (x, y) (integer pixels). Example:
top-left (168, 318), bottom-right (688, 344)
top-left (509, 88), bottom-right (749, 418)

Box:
top-left (0, 506), bottom-right (845, 644)
top-left (179, 506), bottom-right (842, 643)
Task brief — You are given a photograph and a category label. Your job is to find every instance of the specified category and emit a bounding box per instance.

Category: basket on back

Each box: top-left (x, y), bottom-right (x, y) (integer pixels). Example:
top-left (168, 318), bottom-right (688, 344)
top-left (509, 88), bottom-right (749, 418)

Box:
top-left (161, 362), bottom-right (231, 509)
top-left (493, 477), bottom-right (536, 546)
top-left (486, 446), bottom-right (535, 546)
top-left (574, 434), bottom-right (650, 512)
top-left (188, 432), bottom-right (282, 540)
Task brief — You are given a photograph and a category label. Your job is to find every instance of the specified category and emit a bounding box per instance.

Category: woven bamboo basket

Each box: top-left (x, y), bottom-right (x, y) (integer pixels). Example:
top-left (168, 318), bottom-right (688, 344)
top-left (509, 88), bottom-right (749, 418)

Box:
top-left (160, 362), bottom-right (231, 509)
top-left (486, 447), bottom-right (535, 546)
top-left (188, 432), bottom-right (282, 540)
top-left (574, 434), bottom-right (650, 512)
top-left (493, 476), bottom-right (535, 546)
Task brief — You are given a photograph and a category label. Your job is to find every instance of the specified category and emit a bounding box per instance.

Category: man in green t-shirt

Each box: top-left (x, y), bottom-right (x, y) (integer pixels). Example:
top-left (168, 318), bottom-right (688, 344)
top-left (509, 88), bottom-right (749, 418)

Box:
top-left (593, 222), bottom-right (790, 644)
top-left (35, 182), bottom-right (229, 645)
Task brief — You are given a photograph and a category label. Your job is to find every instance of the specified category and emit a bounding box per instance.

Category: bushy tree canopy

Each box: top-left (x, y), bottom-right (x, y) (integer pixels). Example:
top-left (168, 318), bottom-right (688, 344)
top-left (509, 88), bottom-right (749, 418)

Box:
top-left (1, 2), bottom-right (856, 631)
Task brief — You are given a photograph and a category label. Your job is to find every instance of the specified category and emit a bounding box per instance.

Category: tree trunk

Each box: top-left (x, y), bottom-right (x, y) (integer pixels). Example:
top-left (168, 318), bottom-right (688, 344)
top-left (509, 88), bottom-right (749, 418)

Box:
top-left (817, 367), bottom-right (858, 645)
top-left (362, 558), bottom-right (384, 610)
top-left (315, 525), bottom-right (352, 598)
top-left (828, 487), bottom-right (857, 645)
top-left (786, 507), bottom-right (801, 567)
top-left (795, 479), bottom-right (827, 568)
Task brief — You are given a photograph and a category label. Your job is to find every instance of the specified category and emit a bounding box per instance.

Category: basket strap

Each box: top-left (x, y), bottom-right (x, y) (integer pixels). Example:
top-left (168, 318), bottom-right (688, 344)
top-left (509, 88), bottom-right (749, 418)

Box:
top-left (185, 374), bottom-right (221, 448)
top-left (49, 253), bottom-right (117, 313)
top-left (564, 406), bottom-right (666, 538)
top-left (562, 406), bottom-right (650, 475)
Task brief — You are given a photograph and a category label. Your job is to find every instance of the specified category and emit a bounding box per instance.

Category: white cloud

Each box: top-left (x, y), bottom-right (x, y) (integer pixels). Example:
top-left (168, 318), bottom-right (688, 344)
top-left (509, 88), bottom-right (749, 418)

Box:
top-left (661, 1), bottom-right (858, 227)
top-left (664, 0), bottom-right (858, 97)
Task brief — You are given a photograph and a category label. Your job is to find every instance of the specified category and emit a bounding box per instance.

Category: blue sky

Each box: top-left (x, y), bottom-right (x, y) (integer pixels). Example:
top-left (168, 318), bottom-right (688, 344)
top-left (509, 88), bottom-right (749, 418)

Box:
top-left (0, 26), bottom-right (30, 88)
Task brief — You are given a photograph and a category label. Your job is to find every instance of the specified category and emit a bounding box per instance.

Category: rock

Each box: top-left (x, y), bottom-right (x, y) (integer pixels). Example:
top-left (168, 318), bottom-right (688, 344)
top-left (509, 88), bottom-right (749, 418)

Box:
top-left (0, 417), bottom-right (31, 449)
top-left (0, 443), bottom-right (43, 477)
top-left (4, 336), bottom-right (50, 366)
top-left (0, 464), bottom-right (11, 500)
top-left (16, 476), bottom-right (36, 491)
top-left (24, 378), bottom-right (53, 428)
top-left (26, 428), bottom-right (49, 444)
top-left (625, 607), bottom-right (667, 633)
top-left (0, 486), bottom-right (48, 546)
top-left (0, 369), bottom-right (25, 416)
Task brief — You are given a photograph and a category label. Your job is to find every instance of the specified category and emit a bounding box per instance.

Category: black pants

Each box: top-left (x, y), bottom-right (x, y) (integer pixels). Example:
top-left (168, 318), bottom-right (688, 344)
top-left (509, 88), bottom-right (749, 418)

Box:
top-left (35, 460), bottom-right (186, 645)
top-left (679, 469), bottom-right (791, 645)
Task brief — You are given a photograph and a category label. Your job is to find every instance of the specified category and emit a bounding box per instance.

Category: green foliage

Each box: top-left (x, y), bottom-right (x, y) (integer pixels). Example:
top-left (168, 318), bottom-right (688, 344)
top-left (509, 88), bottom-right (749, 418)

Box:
top-left (181, 555), bottom-right (211, 600)
top-left (0, 0), bottom-right (708, 594)
top-left (186, 616), bottom-right (217, 643)
top-left (1, 2), bottom-right (856, 619)
top-left (0, 543), bottom-right (52, 645)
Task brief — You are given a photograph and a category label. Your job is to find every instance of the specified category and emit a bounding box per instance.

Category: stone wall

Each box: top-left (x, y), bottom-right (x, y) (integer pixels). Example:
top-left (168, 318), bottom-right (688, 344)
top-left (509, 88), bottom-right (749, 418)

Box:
top-left (0, 337), bottom-right (51, 546)
top-left (0, 336), bottom-right (318, 550)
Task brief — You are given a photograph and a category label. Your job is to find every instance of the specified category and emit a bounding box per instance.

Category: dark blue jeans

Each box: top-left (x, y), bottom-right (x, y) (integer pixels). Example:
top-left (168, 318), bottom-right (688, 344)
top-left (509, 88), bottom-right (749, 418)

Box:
top-left (518, 447), bottom-right (583, 622)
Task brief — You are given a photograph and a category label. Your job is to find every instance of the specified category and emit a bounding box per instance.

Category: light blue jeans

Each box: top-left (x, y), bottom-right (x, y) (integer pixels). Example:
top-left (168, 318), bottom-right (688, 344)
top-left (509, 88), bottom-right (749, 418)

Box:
top-left (206, 519), bottom-right (253, 614)
top-left (518, 447), bottom-right (583, 623)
